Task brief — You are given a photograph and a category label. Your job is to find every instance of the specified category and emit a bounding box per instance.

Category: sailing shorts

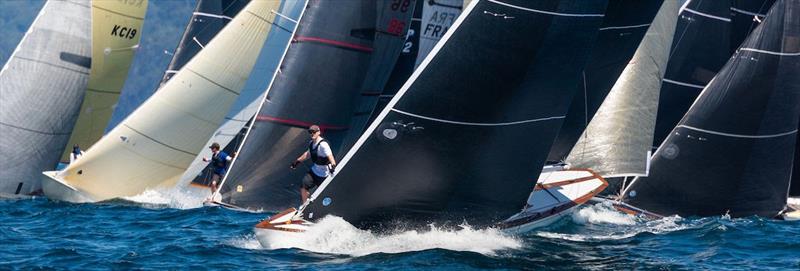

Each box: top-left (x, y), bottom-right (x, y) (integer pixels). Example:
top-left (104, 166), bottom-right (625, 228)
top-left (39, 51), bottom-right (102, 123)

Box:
top-left (302, 170), bottom-right (325, 190)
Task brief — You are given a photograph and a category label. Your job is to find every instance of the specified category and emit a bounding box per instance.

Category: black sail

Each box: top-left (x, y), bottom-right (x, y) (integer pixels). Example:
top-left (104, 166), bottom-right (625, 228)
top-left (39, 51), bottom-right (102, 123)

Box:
top-left (731, 0), bottom-right (776, 51)
top-left (159, 0), bottom-right (249, 85)
top-left (547, 0), bottom-right (663, 161)
top-left (218, 0), bottom-right (380, 210)
top-left (303, 0), bottom-right (607, 229)
top-left (651, 0), bottom-right (734, 147)
top-left (792, 119), bottom-right (800, 197)
top-left (622, 0), bottom-right (800, 218)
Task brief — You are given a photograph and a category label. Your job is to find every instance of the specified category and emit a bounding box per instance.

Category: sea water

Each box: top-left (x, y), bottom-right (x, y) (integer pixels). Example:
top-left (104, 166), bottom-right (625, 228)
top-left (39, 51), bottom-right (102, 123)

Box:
top-left (1, 191), bottom-right (798, 270)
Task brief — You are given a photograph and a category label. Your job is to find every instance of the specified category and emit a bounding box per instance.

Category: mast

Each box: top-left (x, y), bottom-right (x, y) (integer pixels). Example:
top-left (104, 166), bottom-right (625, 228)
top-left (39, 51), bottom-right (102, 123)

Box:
top-left (302, 0), bottom-right (608, 229)
top-left (0, 0), bottom-right (91, 197)
top-left (61, 0), bottom-right (149, 163)
top-left (565, 0), bottom-right (680, 178)
top-left (42, 0), bottom-right (284, 202)
top-left (622, 0), bottom-right (800, 218)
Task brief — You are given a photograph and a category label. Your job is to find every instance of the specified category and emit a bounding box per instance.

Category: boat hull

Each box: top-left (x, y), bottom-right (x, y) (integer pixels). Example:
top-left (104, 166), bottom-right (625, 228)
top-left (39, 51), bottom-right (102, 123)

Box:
top-left (500, 169), bottom-right (608, 234)
top-left (253, 208), bottom-right (311, 249)
top-left (41, 171), bottom-right (94, 203)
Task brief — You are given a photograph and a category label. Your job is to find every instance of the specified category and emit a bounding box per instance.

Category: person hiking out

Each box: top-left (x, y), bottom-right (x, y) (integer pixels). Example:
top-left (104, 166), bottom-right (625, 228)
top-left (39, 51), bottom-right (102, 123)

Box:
top-left (290, 125), bottom-right (336, 203)
top-left (69, 144), bottom-right (84, 164)
top-left (202, 142), bottom-right (235, 196)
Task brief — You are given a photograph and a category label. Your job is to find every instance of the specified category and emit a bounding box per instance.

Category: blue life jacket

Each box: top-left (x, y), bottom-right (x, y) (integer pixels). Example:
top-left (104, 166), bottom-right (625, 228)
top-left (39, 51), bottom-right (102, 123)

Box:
top-left (309, 139), bottom-right (330, 166)
top-left (211, 151), bottom-right (229, 175)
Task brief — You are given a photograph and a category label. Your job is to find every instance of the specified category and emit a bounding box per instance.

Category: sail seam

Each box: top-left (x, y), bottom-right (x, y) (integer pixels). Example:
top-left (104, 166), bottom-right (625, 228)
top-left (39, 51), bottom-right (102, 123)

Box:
top-left (193, 12), bottom-right (233, 20)
top-left (87, 88), bottom-right (121, 94)
top-left (678, 125), bottom-right (799, 139)
top-left (682, 8), bottom-right (731, 22)
top-left (0, 121), bottom-right (71, 135)
top-left (730, 7), bottom-right (765, 18)
top-left (246, 10), bottom-right (272, 24)
top-left (599, 24), bottom-right (650, 31)
top-left (663, 78), bottom-right (705, 89)
top-left (487, 0), bottom-right (605, 17)
top-left (122, 124), bottom-right (199, 156)
top-left (185, 68), bottom-right (238, 95)
top-left (740, 48), bottom-right (800, 56)
top-left (92, 5), bottom-right (145, 20)
top-left (392, 109), bottom-right (565, 126)
top-left (12, 56), bottom-right (89, 75)
top-left (294, 36), bottom-right (373, 52)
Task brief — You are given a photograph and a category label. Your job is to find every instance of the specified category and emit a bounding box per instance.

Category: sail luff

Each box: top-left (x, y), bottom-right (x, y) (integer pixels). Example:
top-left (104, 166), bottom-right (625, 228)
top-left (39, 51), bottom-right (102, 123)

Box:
top-left (61, 0), bottom-right (149, 162)
top-left (43, 0), bottom-right (283, 202)
top-left (0, 0), bottom-right (91, 197)
top-left (565, 0), bottom-right (679, 177)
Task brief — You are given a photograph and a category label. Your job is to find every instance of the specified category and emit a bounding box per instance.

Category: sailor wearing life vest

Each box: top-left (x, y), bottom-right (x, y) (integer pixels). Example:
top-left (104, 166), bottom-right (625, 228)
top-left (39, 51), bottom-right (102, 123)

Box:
top-left (291, 125), bottom-right (337, 203)
top-left (202, 142), bottom-right (235, 196)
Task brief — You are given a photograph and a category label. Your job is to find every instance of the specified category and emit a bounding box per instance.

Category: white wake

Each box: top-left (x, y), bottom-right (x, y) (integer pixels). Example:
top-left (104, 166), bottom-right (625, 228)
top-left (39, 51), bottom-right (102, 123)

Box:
top-left (122, 186), bottom-right (208, 209)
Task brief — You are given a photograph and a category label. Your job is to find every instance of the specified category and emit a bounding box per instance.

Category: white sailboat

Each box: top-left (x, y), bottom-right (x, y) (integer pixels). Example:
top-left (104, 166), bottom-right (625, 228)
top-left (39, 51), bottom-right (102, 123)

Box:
top-left (41, 0), bottom-right (283, 203)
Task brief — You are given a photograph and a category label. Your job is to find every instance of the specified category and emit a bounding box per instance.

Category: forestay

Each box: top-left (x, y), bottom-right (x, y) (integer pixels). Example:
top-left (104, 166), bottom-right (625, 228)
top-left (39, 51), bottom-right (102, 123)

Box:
top-left (303, 0), bottom-right (607, 229)
top-left (623, 0), bottom-right (800, 218)
top-left (0, 0), bottom-right (91, 197)
top-left (43, 0), bottom-right (282, 202)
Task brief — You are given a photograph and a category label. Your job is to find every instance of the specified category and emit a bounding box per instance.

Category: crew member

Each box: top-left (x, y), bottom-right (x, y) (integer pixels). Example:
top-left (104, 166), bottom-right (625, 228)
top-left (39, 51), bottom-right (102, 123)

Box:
top-left (69, 144), bottom-right (84, 164)
top-left (202, 142), bottom-right (234, 196)
top-left (291, 125), bottom-right (336, 203)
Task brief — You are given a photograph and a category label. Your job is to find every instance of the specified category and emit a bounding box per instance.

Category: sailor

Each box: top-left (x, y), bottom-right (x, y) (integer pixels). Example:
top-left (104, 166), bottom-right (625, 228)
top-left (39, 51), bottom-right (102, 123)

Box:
top-left (202, 142), bottom-right (235, 196)
top-left (291, 125), bottom-right (336, 203)
top-left (69, 144), bottom-right (84, 164)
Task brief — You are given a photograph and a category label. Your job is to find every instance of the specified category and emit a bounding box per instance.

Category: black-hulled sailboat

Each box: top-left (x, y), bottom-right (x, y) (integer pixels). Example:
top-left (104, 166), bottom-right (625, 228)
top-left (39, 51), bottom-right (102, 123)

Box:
top-left (254, 0), bottom-right (609, 246)
top-left (619, 0), bottom-right (800, 218)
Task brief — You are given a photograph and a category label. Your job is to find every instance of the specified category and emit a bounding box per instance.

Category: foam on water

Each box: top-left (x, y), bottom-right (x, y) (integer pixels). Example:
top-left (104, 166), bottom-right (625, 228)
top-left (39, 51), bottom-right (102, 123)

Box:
top-left (122, 186), bottom-right (207, 209)
top-left (246, 216), bottom-right (523, 256)
top-left (571, 201), bottom-right (638, 225)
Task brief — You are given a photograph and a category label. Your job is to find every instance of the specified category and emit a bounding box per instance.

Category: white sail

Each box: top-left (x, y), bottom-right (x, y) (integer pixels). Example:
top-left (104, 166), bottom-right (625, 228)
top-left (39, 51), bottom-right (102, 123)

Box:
top-left (42, 0), bottom-right (283, 202)
top-left (415, 0), bottom-right (462, 68)
top-left (178, 0), bottom-right (305, 189)
top-left (565, 0), bottom-right (680, 177)
top-left (0, 0), bottom-right (91, 197)
top-left (61, 0), bottom-right (149, 162)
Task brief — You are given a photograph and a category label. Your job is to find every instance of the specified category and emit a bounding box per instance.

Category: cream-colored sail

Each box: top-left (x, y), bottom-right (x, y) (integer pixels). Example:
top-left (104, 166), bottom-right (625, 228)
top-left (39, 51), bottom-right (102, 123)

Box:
top-left (565, 0), bottom-right (679, 177)
top-left (42, 0), bottom-right (282, 202)
top-left (60, 0), bottom-right (149, 162)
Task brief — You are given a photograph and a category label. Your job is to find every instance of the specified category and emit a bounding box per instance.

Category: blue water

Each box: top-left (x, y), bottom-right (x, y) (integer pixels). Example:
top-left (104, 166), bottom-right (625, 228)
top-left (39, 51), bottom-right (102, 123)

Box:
top-left (2, 196), bottom-right (798, 270)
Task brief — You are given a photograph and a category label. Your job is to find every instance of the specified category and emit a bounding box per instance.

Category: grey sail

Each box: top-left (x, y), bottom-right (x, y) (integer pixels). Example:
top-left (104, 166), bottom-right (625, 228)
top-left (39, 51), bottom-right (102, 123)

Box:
top-left (415, 0), bottom-right (463, 68)
top-left (302, 0), bottom-right (607, 229)
top-left (0, 0), bottom-right (91, 197)
top-left (217, 0), bottom-right (379, 210)
top-left (622, 0), bottom-right (800, 218)
top-left (565, 0), bottom-right (679, 178)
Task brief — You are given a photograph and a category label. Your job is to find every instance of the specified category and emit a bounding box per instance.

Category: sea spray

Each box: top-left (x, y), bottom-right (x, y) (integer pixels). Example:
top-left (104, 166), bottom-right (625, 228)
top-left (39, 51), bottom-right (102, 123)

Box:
top-left (122, 186), bottom-right (208, 209)
top-left (252, 216), bottom-right (522, 256)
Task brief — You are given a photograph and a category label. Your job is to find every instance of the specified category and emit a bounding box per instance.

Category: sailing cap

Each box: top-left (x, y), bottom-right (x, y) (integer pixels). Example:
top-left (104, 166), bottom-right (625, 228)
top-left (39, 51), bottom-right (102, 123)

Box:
top-left (209, 142), bottom-right (221, 149)
top-left (308, 125), bottom-right (321, 133)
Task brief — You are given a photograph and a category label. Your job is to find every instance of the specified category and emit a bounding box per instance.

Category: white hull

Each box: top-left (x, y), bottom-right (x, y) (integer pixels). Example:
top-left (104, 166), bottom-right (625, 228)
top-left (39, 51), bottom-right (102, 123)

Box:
top-left (253, 208), bottom-right (311, 249)
top-left (500, 169), bottom-right (608, 234)
top-left (41, 171), bottom-right (94, 203)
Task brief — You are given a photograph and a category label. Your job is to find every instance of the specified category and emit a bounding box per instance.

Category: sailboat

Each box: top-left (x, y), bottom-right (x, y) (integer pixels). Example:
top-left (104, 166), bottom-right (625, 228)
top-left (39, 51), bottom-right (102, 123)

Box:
top-left (40, 0), bottom-right (284, 203)
top-left (60, 1), bottom-right (149, 163)
top-left (619, 0), bottom-right (800, 218)
top-left (548, 0), bottom-right (665, 162)
top-left (563, 0), bottom-right (679, 196)
top-left (254, 0), bottom-right (609, 245)
top-left (208, 0), bottom-right (415, 211)
top-left (0, 0), bottom-right (91, 198)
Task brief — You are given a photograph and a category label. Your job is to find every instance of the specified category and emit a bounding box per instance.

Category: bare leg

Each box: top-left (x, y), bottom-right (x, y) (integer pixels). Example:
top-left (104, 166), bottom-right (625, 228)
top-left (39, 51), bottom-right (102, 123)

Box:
top-left (301, 187), bottom-right (309, 203)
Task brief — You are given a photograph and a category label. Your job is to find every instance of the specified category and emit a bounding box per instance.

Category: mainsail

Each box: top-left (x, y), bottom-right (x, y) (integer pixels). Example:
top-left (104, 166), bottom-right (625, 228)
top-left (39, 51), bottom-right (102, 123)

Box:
top-left (302, 0), bottom-right (607, 228)
top-left (61, 0), bottom-right (149, 162)
top-left (792, 121), bottom-right (800, 197)
top-left (41, 0), bottom-right (283, 202)
top-left (160, 0), bottom-right (250, 86)
top-left (0, 0), bottom-right (91, 197)
top-left (565, 0), bottom-right (679, 178)
top-left (179, 0), bottom-right (303, 188)
top-left (415, 0), bottom-right (463, 68)
top-left (547, 0), bottom-right (664, 162)
top-left (216, 0), bottom-right (380, 210)
top-left (622, 0), bottom-right (800, 218)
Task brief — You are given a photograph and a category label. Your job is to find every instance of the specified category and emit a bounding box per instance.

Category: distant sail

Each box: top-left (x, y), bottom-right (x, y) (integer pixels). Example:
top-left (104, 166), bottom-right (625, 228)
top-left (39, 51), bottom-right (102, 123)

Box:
top-left (41, 1), bottom-right (283, 202)
top-left (303, 0), bottom-right (607, 228)
top-left (0, 0), bottom-right (91, 197)
top-left (415, 0), bottom-right (462, 68)
top-left (215, 0), bottom-right (379, 210)
top-left (566, 0), bottom-right (679, 177)
top-left (622, 0), bottom-right (800, 218)
top-left (61, 0), bottom-right (149, 163)
top-left (160, 0), bottom-right (250, 86)
top-left (547, 0), bottom-right (664, 162)
top-left (180, 0), bottom-right (305, 188)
